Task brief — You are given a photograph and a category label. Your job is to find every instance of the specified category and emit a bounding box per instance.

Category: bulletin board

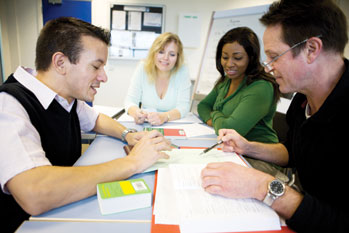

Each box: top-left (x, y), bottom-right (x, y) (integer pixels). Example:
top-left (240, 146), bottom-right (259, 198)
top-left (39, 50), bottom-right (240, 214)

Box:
top-left (192, 4), bottom-right (270, 98)
top-left (109, 3), bottom-right (165, 59)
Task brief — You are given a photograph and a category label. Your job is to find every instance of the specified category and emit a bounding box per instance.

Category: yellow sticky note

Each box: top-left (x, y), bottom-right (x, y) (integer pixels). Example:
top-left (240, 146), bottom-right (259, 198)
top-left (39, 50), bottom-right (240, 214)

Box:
top-left (119, 181), bottom-right (135, 195)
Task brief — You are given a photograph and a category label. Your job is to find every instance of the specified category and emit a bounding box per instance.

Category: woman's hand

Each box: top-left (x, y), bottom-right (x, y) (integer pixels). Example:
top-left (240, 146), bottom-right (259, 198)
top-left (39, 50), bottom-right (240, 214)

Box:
top-left (147, 112), bottom-right (167, 126)
top-left (132, 109), bottom-right (148, 124)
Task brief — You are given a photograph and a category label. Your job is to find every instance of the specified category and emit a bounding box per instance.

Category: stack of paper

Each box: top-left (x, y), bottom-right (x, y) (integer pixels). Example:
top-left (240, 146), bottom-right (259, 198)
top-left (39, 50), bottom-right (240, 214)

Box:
top-left (153, 149), bottom-right (281, 232)
top-left (97, 178), bottom-right (151, 215)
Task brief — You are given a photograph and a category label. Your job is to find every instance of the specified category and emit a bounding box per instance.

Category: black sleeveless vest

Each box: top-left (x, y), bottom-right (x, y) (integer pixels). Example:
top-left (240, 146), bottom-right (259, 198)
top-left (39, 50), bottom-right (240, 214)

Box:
top-left (0, 75), bottom-right (81, 233)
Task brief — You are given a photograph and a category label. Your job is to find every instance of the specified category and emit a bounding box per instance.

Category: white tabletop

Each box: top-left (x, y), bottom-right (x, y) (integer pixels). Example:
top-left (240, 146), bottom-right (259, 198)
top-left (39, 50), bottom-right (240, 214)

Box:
top-left (30, 136), bottom-right (155, 222)
top-left (16, 221), bottom-right (151, 233)
top-left (31, 117), bottom-right (218, 223)
top-left (30, 116), bottom-right (220, 229)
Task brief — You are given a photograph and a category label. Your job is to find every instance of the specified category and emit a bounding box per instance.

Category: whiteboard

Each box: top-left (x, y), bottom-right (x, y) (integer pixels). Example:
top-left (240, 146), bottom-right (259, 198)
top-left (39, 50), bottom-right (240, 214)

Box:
top-left (193, 4), bottom-right (270, 96)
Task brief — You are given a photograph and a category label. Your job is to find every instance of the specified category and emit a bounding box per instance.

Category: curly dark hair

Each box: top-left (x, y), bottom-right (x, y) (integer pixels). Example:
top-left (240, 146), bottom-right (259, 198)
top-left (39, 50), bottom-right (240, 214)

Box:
top-left (215, 27), bottom-right (280, 103)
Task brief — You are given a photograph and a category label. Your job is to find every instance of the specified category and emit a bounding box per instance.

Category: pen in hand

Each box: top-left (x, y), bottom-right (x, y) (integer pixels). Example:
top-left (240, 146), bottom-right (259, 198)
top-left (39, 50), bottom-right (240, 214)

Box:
top-left (200, 140), bottom-right (223, 155)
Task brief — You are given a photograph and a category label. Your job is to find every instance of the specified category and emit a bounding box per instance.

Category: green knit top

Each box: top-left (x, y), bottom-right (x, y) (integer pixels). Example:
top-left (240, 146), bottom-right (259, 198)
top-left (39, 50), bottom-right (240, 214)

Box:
top-left (197, 77), bottom-right (278, 143)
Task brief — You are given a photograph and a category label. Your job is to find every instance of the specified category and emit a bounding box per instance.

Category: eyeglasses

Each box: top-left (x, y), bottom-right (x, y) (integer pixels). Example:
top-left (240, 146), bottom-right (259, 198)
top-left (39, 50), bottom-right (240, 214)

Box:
top-left (262, 35), bottom-right (322, 73)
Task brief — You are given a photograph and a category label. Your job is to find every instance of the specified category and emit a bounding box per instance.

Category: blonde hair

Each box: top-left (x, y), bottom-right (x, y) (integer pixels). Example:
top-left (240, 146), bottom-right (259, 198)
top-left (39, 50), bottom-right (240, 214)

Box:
top-left (144, 32), bottom-right (184, 82)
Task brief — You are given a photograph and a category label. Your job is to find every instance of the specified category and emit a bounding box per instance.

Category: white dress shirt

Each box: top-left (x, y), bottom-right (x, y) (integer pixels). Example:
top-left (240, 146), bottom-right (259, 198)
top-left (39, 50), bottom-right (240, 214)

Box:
top-left (0, 66), bottom-right (99, 193)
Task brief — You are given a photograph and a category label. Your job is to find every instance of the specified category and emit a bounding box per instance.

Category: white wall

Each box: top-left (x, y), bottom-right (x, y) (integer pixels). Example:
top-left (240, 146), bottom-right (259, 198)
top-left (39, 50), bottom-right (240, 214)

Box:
top-left (1, 0), bottom-right (348, 107)
top-left (0, 0), bottom-right (42, 79)
top-left (91, 0), bottom-right (275, 107)
top-left (92, 0), bottom-right (349, 108)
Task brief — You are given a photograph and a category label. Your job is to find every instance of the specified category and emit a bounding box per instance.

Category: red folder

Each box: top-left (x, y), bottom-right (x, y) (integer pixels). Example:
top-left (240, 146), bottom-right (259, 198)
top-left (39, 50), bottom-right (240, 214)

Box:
top-left (144, 127), bottom-right (187, 139)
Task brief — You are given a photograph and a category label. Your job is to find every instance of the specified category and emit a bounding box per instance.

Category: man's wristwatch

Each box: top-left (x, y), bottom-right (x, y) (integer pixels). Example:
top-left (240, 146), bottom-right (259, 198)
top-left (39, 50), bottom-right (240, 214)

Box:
top-left (121, 128), bottom-right (137, 142)
top-left (263, 179), bottom-right (285, 206)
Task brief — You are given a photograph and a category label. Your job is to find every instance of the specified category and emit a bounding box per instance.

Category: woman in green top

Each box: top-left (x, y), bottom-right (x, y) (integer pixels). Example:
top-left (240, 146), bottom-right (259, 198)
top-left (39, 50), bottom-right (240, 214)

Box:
top-left (198, 27), bottom-right (284, 177)
top-left (198, 27), bottom-right (280, 144)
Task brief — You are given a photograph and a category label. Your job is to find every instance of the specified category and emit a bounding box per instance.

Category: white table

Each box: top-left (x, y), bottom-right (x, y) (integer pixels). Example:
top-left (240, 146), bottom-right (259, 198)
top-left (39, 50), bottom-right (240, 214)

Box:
top-left (16, 221), bottom-right (150, 233)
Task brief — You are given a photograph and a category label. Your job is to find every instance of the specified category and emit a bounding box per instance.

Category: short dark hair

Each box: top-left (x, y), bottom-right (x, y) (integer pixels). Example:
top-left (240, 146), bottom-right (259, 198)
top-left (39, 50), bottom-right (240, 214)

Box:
top-left (215, 27), bottom-right (280, 103)
top-left (35, 17), bottom-right (111, 71)
top-left (260, 0), bottom-right (348, 56)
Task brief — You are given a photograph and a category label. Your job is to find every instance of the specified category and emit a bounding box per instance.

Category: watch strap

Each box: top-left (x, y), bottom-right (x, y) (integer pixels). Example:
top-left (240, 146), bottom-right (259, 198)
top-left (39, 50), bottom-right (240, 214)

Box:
top-left (121, 128), bottom-right (137, 142)
top-left (263, 192), bottom-right (276, 206)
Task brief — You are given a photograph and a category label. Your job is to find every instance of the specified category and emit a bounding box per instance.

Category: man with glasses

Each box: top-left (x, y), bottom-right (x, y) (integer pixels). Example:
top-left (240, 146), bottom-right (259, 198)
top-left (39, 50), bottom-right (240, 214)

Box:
top-left (200, 0), bottom-right (348, 232)
top-left (262, 35), bottom-right (322, 74)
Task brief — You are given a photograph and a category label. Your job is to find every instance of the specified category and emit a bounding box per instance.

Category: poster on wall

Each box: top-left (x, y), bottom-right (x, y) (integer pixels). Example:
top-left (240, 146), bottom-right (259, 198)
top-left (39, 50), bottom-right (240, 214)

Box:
top-left (178, 13), bottom-right (201, 48)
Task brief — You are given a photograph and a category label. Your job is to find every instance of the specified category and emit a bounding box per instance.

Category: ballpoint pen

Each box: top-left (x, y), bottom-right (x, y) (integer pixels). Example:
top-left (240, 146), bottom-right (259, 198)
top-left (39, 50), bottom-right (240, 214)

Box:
top-left (200, 140), bottom-right (223, 155)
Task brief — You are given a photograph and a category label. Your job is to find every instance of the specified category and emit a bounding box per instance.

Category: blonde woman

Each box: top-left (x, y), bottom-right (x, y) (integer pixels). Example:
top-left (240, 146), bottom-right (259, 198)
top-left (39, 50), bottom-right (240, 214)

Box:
top-left (124, 32), bottom-right (191, 125)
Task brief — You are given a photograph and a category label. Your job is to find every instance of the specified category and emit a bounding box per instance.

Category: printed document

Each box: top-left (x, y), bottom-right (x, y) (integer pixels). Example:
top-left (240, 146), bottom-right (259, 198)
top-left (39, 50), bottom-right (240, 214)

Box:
top-left (144, 149), bottom-right (246, 173)
top-left (154, 162), bottom-right (281, 232)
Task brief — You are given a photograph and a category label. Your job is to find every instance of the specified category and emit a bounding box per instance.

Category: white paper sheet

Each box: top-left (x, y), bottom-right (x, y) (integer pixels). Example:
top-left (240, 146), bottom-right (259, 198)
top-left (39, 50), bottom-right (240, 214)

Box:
top-left (144, 149), bottom-right (247, 173)
top-left (143, 12), bottom-right (162, 27)
top-left (111, 30), bottom-right (133, 48)
top-left (160, 123), bottom-right (214, 137)
top-left (178, 13), bottom-right (201, 48)
top-left (154, 164), bottom-right (281, 232)
top-left (176, 183), bottom-right (280, 232)
top-left (128, 11), bottom-right (142, 30)
top-left (154, 168), bottom-right (181, 224)
top-left (112, 11), bottom-right (126, 30)
top-left (169, 164), bottom-right (206, 189)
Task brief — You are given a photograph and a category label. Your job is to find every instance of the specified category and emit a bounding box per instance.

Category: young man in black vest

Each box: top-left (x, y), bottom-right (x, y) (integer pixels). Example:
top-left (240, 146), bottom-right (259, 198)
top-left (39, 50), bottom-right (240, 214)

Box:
top-left (200, 0), bottom-right (348, 232)
top-left (0, 17), bottom-right (171, 233)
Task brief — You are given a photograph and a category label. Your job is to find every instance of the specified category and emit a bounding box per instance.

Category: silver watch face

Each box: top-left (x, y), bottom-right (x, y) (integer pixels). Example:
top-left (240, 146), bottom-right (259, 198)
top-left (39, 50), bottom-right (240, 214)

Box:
top-left (269, 180), bottom-right (285, 196)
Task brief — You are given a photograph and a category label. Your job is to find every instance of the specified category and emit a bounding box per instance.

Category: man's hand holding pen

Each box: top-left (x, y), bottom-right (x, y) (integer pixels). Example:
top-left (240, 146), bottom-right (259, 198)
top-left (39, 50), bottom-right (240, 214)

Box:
top-left (217, 129), bottom-right (249, 155)
top-left (200, 140), bottom-right (223, 155)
